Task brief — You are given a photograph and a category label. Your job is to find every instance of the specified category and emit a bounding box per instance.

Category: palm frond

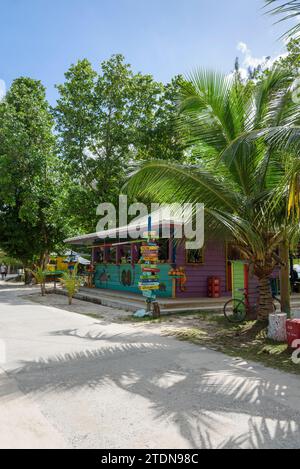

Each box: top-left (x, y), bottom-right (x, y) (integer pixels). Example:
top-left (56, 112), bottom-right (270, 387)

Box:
top-left (178, 70), bottom-right (242, 150)
top-left (125, 160), bottom-right (241, 212)
top-left (265, 1), bottom-right (300, 38)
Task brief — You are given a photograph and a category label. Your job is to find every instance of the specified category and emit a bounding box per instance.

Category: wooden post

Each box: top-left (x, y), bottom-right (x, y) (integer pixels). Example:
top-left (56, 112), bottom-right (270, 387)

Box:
top-left (268, 313), bottom-right (287, 342)
top-left (172, 278), bottom-right (176, 299)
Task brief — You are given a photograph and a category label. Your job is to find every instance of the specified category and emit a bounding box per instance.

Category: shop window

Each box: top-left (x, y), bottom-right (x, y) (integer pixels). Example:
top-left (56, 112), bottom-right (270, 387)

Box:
top-left (120, 245), bottom-right (132, 264)
top-left (107, 247), bottom-right (117, 264)
top-left (186, 248), bottom-right (204, 265)
top-left (95, 249), bottom-right (104, 263)
top-left (227, 243), bottom-right (243, 261)
top-left (159, 239), bottom-right (169, 263)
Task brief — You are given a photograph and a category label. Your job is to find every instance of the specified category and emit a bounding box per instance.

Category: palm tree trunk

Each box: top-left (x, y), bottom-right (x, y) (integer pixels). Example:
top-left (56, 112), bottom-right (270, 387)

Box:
top-left (279, 240), bottom-right (291, 317)
top-left (257, 276), bottom-right (274, 321)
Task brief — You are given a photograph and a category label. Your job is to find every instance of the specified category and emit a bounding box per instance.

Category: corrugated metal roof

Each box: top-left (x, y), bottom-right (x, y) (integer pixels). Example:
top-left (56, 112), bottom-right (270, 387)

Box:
top-left (64, 208), bottom-right (184, 246)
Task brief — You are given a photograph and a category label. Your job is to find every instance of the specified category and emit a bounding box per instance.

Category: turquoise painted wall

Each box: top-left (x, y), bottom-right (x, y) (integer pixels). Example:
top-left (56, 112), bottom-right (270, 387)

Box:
top-left (94, 263), bottom-right (173, 298)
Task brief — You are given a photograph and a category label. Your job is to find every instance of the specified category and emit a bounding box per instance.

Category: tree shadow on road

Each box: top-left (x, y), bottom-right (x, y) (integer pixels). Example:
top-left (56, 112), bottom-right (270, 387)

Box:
top-left (3, 332), bottom-right (300, 449)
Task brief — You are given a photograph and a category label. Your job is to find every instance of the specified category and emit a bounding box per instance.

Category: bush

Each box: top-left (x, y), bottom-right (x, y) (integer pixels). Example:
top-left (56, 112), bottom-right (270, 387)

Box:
top-left (59, 265), bottom-right (82, 305)
top-left (29, 267), bottom-right (47, 296)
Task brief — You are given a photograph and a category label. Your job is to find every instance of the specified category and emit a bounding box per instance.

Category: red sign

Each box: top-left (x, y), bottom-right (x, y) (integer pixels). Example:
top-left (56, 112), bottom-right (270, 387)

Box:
top-left (286, 319), bottom-right (300, 348)
top-left (142, 268), bottom-right (160, 273)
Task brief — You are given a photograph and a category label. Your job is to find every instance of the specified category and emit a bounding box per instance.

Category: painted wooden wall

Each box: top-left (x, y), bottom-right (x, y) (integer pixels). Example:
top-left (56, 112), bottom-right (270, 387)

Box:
top-left (94, 263), bottom-right (173, 298)
top-left (175, 240), bottom-right (228, 298)
top-left (231, 262), bottom-right (280, 306)
top-left (92, 240), bottom-right (228, 298)
top-left (231, 261), bottom-right (247, 301)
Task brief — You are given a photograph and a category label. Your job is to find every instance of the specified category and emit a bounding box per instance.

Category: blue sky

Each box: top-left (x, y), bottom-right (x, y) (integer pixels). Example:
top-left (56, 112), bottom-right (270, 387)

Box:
top-left (0, 0), bottom-right (291, 104)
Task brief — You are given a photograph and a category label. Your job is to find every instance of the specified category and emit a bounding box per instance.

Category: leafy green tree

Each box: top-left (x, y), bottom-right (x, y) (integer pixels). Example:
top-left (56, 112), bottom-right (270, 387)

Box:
top-left (251, 37), bottom-right (300, 80)
top-left (0, 250), bottom-right (21, 270)
top-left (125, 69), bottom-right (300, 320)
top-left (277, 38), bottom-right (300, 71)
top-left (129, 74), bottom-right (185, 162)
top-left (0, 78), bottom-right (67, 269)
top-left (54, 55), bottom-right (184, 232)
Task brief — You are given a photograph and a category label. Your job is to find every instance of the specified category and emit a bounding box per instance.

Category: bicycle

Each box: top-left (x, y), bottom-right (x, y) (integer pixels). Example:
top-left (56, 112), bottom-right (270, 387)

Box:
top-left (224, 288), bottom-right (281, 323)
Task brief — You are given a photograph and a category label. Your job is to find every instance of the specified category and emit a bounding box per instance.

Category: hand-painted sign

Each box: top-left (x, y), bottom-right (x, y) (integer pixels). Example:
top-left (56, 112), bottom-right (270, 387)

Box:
top-left (138, 234), bottom-right (160, 295)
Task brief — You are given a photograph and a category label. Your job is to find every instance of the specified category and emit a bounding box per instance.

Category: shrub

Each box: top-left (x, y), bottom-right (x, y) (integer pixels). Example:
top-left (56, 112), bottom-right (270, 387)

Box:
top-left (59, 265), bottom-right (82, 305)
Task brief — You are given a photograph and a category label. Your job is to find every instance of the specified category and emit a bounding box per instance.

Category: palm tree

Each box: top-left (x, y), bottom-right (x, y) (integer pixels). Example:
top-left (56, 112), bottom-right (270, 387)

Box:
top-left (265, 1), bottom-right (300, 38)
top-left (125, 69), bottom-right (300, 321)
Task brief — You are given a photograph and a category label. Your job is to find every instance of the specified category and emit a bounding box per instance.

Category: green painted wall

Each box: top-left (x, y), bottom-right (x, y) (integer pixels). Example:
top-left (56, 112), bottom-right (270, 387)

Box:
top-left (94, 263), bottom-right (173, 298)
top-left (231, 261), bottom-right (246, 301)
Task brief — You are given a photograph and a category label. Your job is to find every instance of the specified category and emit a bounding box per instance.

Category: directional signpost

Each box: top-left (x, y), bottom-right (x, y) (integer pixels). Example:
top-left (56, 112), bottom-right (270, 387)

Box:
top-left (135, 217), bottom-right (161, 318)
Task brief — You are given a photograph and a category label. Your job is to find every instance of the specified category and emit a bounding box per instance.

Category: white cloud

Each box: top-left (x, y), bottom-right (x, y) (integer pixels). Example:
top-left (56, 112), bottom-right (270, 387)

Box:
top-left (237, 42), bottom-right (266, 70)
top-left (236, 42), bottom-right (288, 78)
top-left (0, 79), bottom-right (6, 100)
top-left (237, 42), bottom-right (248, 55)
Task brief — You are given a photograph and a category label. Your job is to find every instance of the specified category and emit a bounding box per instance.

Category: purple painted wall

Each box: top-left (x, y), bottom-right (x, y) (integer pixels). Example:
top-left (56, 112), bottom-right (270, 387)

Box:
top-left (175, 240), bottom-right (228, 298)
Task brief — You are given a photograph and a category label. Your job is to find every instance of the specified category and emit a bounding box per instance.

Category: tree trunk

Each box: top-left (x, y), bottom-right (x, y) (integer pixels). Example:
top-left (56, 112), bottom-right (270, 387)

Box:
top-left (279, 240), bottom-right (291, 318)
top-left (257, 276), bottom-right (274, 321)
top-left (24, 269), bottom-right (31, 285)
top-left (40, 252), bottom-right (49, 271)
top-left (40, 282), bottom-right (46, 296)
top-left (68, 295), bottom-right (72, 305)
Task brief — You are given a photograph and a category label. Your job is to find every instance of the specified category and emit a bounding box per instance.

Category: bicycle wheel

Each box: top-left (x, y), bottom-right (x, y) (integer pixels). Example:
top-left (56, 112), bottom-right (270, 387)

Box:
top-left (224, 299), bottom-right (247, 323)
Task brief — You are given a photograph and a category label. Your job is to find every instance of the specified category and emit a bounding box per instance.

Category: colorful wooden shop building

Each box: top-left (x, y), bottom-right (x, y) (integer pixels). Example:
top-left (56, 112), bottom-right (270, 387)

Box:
top-left (65, 212), bottom-right (236, 299)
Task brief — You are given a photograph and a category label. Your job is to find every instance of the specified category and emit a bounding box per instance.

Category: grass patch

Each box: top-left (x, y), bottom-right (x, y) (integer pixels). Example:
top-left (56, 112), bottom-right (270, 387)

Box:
top-left (122, 310), bottom-right (223, 324)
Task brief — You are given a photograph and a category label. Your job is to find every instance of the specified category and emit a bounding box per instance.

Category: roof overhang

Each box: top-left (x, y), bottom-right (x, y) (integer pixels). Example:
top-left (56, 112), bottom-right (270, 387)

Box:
top-left (64, 209), bottom-right (184, 246)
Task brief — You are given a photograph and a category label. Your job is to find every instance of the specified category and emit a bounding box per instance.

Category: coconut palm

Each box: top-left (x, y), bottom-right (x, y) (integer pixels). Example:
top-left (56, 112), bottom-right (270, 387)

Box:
top-left (265, 1), bottom-right (300, 38)
top-left (125, 68), bottom-right (300, 321)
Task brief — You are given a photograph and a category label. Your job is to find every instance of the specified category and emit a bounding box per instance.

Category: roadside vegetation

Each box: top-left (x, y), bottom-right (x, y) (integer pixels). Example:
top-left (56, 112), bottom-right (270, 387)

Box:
top-left (129, 310), bottom-right (299, 374)
top-left (163, 315), bottom-right (299, 375)
top-left (59, 266), bottom-right (82, 305)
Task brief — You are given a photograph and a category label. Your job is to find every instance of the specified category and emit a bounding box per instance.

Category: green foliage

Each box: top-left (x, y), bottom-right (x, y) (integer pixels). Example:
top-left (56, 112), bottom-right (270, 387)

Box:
top-left (249, 36), bottom-right (300, 81)
top-left (29, 266), bottom-right (47, 296)
top-left (0, 54), bottom-right (186, 263)
top-left (276, 38), bottom-right (300, 71)
top-left (125, 68), bottom-right (300, 319)
top-left (54, 55), bottom-right (184, 232)
top-left (59, 265), bottom-right (82, 304)
top-left (0, 250), bottom-right (21, 267)
top-left (30, 266), bottom-right (47, 285)
top-left (0, 78), bottom-right (68, 265)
